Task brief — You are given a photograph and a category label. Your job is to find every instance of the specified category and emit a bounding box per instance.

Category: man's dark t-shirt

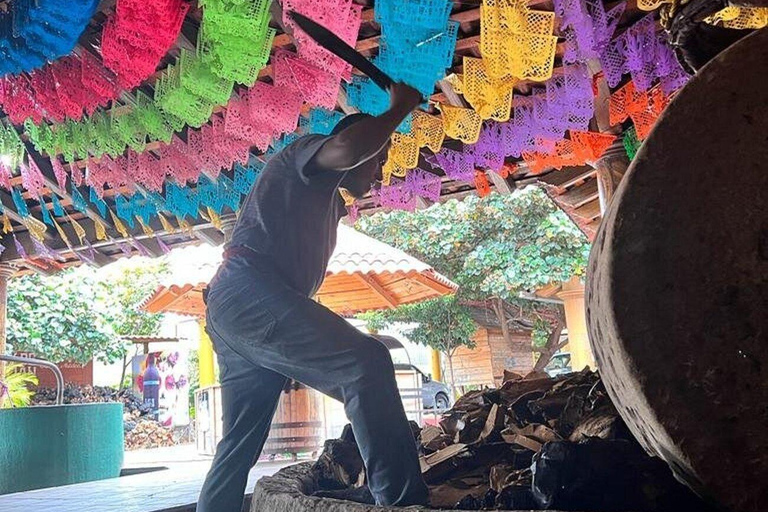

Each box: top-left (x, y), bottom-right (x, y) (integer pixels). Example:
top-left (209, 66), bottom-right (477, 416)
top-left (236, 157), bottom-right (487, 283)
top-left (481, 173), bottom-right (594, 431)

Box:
top-left (228, 134), bottom-right (348, 297)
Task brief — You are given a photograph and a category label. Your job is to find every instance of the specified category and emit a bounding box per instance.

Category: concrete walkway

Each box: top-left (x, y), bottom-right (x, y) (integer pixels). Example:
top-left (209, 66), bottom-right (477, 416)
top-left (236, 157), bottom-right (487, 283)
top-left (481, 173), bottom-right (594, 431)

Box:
top-left (0, 444), bottom-right (297, 512)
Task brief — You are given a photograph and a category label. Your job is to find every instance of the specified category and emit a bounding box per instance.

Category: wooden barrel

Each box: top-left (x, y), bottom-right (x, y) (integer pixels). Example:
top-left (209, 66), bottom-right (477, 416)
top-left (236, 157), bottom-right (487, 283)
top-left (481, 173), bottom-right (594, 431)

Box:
top-left (264, 380), bottom-right (325, 458)
top-left (586, 28), bottom-right (768, 512)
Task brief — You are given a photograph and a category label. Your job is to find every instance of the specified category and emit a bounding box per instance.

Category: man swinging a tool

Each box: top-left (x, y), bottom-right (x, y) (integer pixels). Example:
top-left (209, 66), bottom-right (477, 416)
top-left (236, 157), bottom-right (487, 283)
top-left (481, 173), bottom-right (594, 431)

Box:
top-left (197, 83), bottom-right (429, 512)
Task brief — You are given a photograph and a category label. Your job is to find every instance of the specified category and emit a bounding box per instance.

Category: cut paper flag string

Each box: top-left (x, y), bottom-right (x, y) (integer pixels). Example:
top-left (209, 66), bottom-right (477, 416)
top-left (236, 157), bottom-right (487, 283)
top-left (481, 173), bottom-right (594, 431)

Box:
top-left (127, 238), bottom-right (151, 258)
top-left (51, 194), bottom-right (65, 217)
top-left (480, 0), bottom-right (558, 81)
top-left (69, 216), bottom-right (87, 244)
top-left (31, 237), bottom-right (65, 262)
top-left (23, 217), bottom-right (48, 242)
top-left (53, 219), bottom-right (73, 249)
top-left (117, 241), bottom-right (133, 257)
top-left (13, 235), bottom-right (27, 259)
top-left (39, 196), bottom-right (53, 226)
top-left (158, 213), bottom-right (176, 235)
top-left (11, 188), bottom-right (29, 217)
top-left (156, 236), bottom-right (171, 255)
top-left (76, 242), bottom-right (97, 266)
top-left (94, 218), bottom-right (108, 241)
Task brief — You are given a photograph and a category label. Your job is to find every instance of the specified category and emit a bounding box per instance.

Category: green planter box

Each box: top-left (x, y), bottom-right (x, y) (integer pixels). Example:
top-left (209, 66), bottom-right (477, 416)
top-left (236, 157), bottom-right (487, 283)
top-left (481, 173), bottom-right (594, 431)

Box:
top-left (0, 402), bottom-right (124, 495)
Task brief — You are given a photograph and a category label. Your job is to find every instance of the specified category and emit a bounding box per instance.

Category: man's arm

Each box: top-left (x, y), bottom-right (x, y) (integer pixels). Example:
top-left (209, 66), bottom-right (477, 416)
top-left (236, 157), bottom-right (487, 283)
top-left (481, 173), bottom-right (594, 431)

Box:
top-left (311, 83), bottom-right (422, 171)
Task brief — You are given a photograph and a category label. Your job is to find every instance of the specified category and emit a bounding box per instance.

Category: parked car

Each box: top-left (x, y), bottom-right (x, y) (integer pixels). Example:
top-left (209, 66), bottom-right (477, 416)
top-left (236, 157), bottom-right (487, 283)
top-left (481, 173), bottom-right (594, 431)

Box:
top-left (544, 352), bottom-right (572, 377)
top-left (372, 334), bottom-right (453, 410)
top-left (394, 363), bottom-right (452, 410)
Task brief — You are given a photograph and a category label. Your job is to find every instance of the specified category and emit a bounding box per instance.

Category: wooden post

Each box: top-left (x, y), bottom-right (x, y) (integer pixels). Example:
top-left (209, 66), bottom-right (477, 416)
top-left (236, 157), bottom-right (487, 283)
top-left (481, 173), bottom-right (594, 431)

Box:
top-left (594, 141), bottom-right (630, 215)
top-left (198, 318), bottom-right (216, 387)
top-left (431, 349), bottom-right (442, 382)
top-left (556, 276), bottom-right (595, 371)
top-left (0, 263), bottom-right (16, 378)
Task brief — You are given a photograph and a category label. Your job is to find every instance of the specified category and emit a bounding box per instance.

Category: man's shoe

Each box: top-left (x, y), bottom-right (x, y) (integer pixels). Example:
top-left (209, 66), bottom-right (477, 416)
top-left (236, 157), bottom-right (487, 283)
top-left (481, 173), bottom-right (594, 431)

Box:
top-left (312, 486), bottom-right (375, 505)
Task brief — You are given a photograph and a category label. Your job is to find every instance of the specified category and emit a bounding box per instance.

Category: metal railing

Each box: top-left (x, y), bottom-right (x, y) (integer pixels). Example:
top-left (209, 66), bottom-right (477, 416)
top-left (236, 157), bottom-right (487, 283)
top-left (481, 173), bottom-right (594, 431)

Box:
top-left (1, 354), bottom-right (64, 405)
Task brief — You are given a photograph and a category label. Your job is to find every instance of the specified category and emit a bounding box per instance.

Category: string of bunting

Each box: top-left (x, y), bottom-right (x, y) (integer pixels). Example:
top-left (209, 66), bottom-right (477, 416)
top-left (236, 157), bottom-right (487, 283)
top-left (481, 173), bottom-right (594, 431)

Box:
top-left (0, 0), bottom-right (190, 124)
top-left (23, 0), bottom-right (275, 162)
top-left (637, 0), bottom-right (768, 30)
top-left (346, 0), bottom-right (458, 133)
top-left (600, 15), bottom-right (689, 94)
top-left (0, 0), bottom-right (99, 77)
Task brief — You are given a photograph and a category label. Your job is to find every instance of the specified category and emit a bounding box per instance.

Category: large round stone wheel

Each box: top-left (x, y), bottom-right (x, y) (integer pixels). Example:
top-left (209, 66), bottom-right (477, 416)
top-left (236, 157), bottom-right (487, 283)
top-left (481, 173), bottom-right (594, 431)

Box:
top-left (586, 28), bottom-right (768, 512)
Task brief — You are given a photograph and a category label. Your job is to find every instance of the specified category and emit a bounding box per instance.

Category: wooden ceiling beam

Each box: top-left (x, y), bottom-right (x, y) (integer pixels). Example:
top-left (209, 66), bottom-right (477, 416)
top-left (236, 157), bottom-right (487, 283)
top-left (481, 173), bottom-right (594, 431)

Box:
top-left (411, 273), bottom-right (456, 296)
top-left (355, 273), bottom-right (399, 309)
top-left (540, 166), bottom-right (597, 190)
top-left (558, 178), bottom-right (599, 208)
top-left (194, 227), bottom-right (225, 247)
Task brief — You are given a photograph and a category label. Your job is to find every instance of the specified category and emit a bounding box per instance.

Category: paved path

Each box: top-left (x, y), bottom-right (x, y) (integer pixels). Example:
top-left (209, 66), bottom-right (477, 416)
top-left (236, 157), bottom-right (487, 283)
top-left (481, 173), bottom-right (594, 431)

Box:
top-left (0, 444), bottom-right (296, 512)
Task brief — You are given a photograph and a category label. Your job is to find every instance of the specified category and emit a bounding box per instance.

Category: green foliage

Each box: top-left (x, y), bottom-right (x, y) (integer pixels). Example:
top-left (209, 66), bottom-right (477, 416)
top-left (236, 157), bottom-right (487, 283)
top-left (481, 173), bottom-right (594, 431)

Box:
top-left (359, 296), bottom-right (477, 355)
top-left (1, 363), bottom-right (39, 408)
top-left (108, 262), bottom-right (168, 338)
top-left (532, 317), bottom-right (553, 349)
top-left (8, 271), bottom-right (116, 364)
top-left (357, 187), bottom-right (590, 300)
top-left (7, 260), bottom-right (168, 365)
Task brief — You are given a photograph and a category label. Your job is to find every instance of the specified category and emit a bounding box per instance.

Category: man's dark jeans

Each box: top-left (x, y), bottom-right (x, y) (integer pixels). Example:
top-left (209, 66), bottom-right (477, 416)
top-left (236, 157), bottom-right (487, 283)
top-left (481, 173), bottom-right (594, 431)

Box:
top-left (196, 256), bottom-right (429, 512)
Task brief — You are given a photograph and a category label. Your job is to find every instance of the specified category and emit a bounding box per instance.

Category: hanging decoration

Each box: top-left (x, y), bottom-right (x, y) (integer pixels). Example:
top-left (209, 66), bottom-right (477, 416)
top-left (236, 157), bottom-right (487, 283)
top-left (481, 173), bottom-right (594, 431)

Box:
top-left (11, 188), bottom-right (30, 217)
top-left (411, 111), bottom-right (445, 153)
top-left (301, 108), bottom-right (345, 136)
top-left (555, 0), bottom-right (625, 64)
top-left (0, 0), bottom-right (188, 124)
top-left (439, 104), bottom-right (483, 144)
top-left (703, 6), bottom-right (768, 28)
top-left (637, 0), bottom-right (768, 30)
top-left (0, 122), bottom-right (25, 170)
top-left (520, 130), bottom-right (616, 173)
top-left (480, 0), bottom-right (558, 82)
top-left (600, 15), bottom-right (689, 94)
top-left (406, 169), bottom-right (442, 202)
top-left (427, 148), bottom-right (477, 183)
top-left (372, 179), bottom-right (418, 212)
top-left (24, 0), bottom-right (275, 162)
top-left (51, 194), bottom-right (65, 217)
top-left (460, 57), bottom-right (517, 122)
top-left (609, 80), bottom-right (670, 140)
top-left (623, 126), bottom-right (641, 160)
top-left (0, 0), bottom-right (99, 77)
top-left (39, 197), bottom-right (53, 226)
top-left (347, 0), bottom-right (457, 131)
top-left (13, 235), bottom-right (28, 259)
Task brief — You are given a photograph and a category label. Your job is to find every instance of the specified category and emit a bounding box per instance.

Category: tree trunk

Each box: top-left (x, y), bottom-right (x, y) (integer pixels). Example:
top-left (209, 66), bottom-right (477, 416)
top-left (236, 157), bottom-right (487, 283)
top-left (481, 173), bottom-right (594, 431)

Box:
top-left (491, 298), bottom-right (514, 350)
top-left (445, 349), bottom-right (458, 399)
top-left (533, 316), bottom-right (567, 372)
top-left (118, 346), bottom-right (138, 389)
top-left (119, 353), bottom-right (129, 389)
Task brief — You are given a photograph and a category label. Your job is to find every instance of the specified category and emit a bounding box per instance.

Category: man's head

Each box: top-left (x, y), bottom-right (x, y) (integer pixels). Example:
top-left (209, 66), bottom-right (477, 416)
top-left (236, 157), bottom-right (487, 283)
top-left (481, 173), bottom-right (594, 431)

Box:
top-left (333, 114), bottom-right (390, 198)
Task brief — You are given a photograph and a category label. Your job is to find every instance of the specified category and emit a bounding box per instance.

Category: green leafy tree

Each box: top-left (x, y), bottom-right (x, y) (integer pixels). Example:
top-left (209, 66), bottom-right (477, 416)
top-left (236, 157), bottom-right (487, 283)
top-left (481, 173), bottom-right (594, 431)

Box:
top-left (357, 187), bottom-right (589, 368)
top-left (359, 296), bottom-right (477, 396)
top-left (7, 271), bottom-right (118, 365)
top-left (107, 260), bottom-right (169, 388)
top-left (7, 260), bottom-right (168, 387)
top-left (0, 363), bottom-right (39, 408)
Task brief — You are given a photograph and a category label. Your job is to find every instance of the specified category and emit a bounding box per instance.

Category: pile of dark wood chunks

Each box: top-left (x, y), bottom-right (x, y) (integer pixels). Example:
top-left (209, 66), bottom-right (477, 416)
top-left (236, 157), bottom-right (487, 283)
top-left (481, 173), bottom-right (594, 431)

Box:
top-left (313, 369), bottom-right (717, 511)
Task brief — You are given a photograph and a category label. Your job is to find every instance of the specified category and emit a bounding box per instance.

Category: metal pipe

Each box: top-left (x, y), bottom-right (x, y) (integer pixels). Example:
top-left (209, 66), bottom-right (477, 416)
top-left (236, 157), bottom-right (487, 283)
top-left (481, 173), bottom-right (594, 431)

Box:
top-left (518, 292), bottom-right (565, 305)
top-left (0, 354), bottom-right (64, 405)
